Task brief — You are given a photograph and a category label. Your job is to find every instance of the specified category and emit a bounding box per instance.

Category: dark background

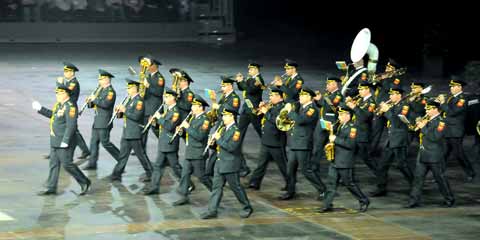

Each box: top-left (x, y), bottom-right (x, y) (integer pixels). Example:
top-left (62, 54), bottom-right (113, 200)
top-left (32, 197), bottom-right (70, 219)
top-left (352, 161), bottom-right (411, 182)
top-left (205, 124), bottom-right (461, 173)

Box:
top-left (235, 0), bottom-right (479, 76)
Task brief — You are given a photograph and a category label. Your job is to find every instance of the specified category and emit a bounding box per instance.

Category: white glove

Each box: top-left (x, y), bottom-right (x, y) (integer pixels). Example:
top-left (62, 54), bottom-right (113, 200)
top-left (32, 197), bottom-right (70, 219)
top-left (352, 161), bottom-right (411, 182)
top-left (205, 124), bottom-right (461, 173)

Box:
top-left (60, 142), bottom-right (69, 148)
top-left (32, 101), bottom-right (42, 111)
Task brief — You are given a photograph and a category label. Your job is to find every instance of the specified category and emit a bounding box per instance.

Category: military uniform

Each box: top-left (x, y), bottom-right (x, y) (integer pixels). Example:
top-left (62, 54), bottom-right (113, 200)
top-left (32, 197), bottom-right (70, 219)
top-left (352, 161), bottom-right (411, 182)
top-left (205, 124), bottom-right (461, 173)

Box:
top-left (205, 76), bottom-right (241, 176)
top-left (249, 89), bottom-right (288, 189)
top-left (408, 107), bottom-right (454, 207)
top-left (313, 80), bottom-right (343, 163)
top-left (373, 89), bottom-right (413, 195)
top-left (177, 87), bottom-right (194, 121)
top-left (279, 59), bottom-right (304, 103)
top-left (36, 87), bottom-right (90, 194)
top-left (440, 80), bottom-right (476, 180)
top-left (171, 68), bottom-right (195, 121)
top-left (84, 70), bottom-right (120, 169)
top-left (144, 88), bottom-right (184, 194)
top-left (111, 79), bottom-right (153, 180)
top-left (56, 62), bottom-right (90, 159)
top-left (282, 88), bottom-right (325, 200)
top-left (343, 65), bottom-right (368, 97)
top-left (174, 96), bottom-right (213, 203)
top-left (140, 56), bottom-right (165, 150)
top-left (351, 84), bottom-right (377, 174)
top-left (322, 111), bottom-right (369, 212)
top-left (201, 106), bottom-right (252, 219)
top-left (370, 59), bottom-right (405, 155)
top-left (237, 65), bottom-right (265, 176)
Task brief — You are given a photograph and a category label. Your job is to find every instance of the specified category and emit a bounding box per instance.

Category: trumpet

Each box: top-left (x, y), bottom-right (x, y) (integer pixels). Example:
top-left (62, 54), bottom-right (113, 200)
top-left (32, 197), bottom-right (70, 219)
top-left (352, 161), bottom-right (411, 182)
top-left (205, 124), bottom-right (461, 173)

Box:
top-left (412, 114), bottom-right (430, 131)
top-left (203, 122), bottom-right (225, 155)
top-left (345, 94), bottom-right (362, 105)
top-left (374, 100), bottom-right (394, 115)
top-left (256, 101), bottom-right (272, 115)
top-left (268, 73), bottom-right (287, 87)
top-left (434, 93), bottom-right (448, 104)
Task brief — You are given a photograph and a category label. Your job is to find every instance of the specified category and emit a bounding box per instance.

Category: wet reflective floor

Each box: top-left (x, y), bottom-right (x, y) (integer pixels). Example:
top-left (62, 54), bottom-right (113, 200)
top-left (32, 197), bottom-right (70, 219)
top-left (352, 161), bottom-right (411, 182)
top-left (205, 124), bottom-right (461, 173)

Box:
top-left (1, 42), bottom-right (479, 239)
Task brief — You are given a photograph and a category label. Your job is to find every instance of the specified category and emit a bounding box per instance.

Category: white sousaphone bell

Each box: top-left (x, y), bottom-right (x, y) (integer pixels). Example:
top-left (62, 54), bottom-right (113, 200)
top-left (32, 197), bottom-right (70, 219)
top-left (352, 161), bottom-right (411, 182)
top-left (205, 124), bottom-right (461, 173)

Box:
top-left (341, 28), bottom-right (379, 96)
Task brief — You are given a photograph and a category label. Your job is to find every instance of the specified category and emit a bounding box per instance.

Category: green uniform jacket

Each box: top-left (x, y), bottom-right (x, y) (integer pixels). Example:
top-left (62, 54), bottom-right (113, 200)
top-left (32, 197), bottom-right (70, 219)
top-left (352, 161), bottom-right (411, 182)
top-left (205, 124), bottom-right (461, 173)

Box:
top-left (177, 87), bottom-right (194, 120)
top-left (353, 96), bottom-right (375, 143)
top-left (156, 105), bottom-right (181, 152)
top-left (261, 102), bottom-right (286, 147)
top-left (216, 91), bottom-right (241, 122)
top-left (315, 90), bottom-right (343, 123)
top-left (184, 113), bottom-right (211, 159)
top-left (38, 100), bottom-right (78, 148)
top-left (281, 74), bottom-right (304, 103)
top-left (237, 74), bottom-right (264, 114)
top-left (440, 93), bottom-right (467, 138)
top-left (89, 85), bottom-right (116, 129)
top-left (57, 77), bottom-right (80, 103)
top-left (287, 102), bottom-right (319, 150)
top-left (216, 123), bottom-right (242, 173)
top-left (383, 101), bottom-right (411, 148)
top-left (418, 115), bottom-right (447, 163)
top-left (409, 95), bottom-right (428, 122)
top-left (374, 76), bottom-right (404, 104)
top-left (332, 122), bottom-right (358, 168)
top-left (120, 94), bottom-right (144, 140)
top-left (144, 71), bottom-right (165, 116)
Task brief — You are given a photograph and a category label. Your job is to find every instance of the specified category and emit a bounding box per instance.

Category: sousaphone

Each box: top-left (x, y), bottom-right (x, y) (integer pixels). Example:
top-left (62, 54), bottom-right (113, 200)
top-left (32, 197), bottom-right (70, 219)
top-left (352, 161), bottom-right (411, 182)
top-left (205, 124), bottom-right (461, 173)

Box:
top-left (341, 28), bottom-right (379, 96)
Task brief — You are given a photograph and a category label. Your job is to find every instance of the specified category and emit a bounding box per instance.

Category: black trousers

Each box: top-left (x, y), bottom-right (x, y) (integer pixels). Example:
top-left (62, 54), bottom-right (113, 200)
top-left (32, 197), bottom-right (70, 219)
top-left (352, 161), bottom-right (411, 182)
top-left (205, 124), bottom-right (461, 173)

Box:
top-left (323, 166), bottom-right (369, 208)
top-left (207, 164), bottom-right (252, 213)
top-left (149, 151), bottom-right (183, 191)
top-left (141, 116), bottom-right (160, 151)
top-left (376, 147), bottom-right (413, 191)
top-left (409, 160), bottom-right (454, 204)
top-left (445, 137), bottom-right (475, 177)
top-left (178, 158), bottom-right (212, 196)
top-left (237, 112), bottom-right (263, 173)
top-left (87, 128), bottom-right (120, 167)
top-left (312, 127), bottom-right (328, 163)
top-left (74, 128), bottom-right (90, 154)
top-left (46, 146), bottom-right (90, 191)
top-left (286, 149), bottom-right (326, 195)
top-left (249, 144), bottom-right (288, 188)
top-left (112, 138), bottom-right (152, 177)
top-left (356, 142), bottom-right (377, 175)
top-left (370, 116), bottom-right (387, 154)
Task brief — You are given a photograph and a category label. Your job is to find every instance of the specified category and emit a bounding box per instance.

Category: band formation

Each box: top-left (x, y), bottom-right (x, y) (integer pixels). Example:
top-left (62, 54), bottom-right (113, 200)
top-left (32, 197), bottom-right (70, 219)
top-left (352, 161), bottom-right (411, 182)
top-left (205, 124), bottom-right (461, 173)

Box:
top-left (30, 30), bottom-right (480, 220)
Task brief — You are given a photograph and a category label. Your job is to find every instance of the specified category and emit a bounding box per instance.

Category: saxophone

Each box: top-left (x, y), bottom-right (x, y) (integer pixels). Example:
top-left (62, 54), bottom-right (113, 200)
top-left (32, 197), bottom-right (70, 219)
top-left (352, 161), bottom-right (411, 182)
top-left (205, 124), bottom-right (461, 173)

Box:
top-left (324, 128), bottom-right (335, 162)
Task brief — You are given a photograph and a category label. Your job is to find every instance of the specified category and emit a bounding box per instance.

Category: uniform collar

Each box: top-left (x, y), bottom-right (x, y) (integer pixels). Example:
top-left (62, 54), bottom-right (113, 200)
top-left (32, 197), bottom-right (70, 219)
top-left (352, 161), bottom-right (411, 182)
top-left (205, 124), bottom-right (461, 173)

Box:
top-left (168, 103), bottom-right (177, 110)
top-left (453, 91), bottom-right (463, 98)
top-left (290, 73), bottom-right (298, 79)
top-left (302, 101), bottom-right (313, 109)
top-left (225, 122), bottom-right (235, 130)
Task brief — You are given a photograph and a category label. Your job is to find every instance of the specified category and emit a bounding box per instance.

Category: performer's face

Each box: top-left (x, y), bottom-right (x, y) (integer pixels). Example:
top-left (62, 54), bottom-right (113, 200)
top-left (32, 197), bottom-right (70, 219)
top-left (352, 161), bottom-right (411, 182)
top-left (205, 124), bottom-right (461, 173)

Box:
top-left (299, 93), bottom-right (311, 105)
top-left (326, 81), bottom-right (338, 93)
top-left (450, 85), bottom-right (462, 95)
top-left (389, 93), bottom-right (401, 103)
top-left (55, 91), bottom-right (68, 102)
top-left (248, 67), bottom-right (259, 76)
top-left (284, 66), bottom-right (296, 76)
top-left (222, 114), bottom-right (234, 125)
top-left (339, 112), bottom-right (351, 124)
top-left (269, 93), bottom-right (282, 104)
top-left (221, 83), bottom-right (232, 94)
top-left (179, 79), bottom-right (189, 89)
top-left (411, 86), bottom-right (422, 94)
top-left (359, 87), bottom-right (370, 97)
top-left (63, 69), bottom-right (74, 79)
